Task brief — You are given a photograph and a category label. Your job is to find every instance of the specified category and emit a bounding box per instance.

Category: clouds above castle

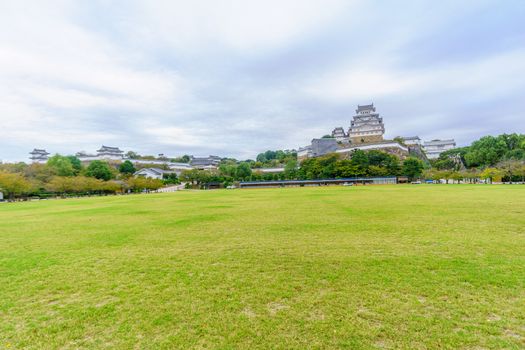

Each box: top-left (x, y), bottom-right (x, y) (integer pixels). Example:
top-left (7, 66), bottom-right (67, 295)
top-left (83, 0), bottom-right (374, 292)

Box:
top-left (1, 0), bottom-right (524, 161)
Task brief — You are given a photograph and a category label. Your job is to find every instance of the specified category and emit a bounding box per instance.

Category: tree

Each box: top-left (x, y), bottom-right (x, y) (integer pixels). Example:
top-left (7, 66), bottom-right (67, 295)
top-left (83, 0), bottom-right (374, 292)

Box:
top-left (450, 171), bottom-right (463, 184)
top-left (66, 156), bottom-right (83, 174)
top-left (368, 165), bottom-right (388, 176)
top-left (180, 169), bottom-right (213, 187)
top-left (47, 154), bottom-right (75, 176)
top-left (441, 170), bottom-right (453, 184)
top-left (45, 176), bottom-right (75, 194)
top-left (284, 159), bottom-right (298, 179)
top-left (402, 157), bottom-right (424, 180)
top-left (0, 172), bottom-right (34, 199)
top-left (393, 137), bottom-right (407, 146)
top-left (171, 155), bottom-right (191, 163)
top-left (219, 163), bottom-right (237, 178)
top-left (463, 134), bottom-right (525, 168)
top-left (125, 151), bottom-right (140, 159)
top-left (423, 169), bottom-right (442, 182)
top-left (85, 161), bottom-right (114, 181)
top-left (119, 160), bottom-right (136, 175)
top-left (162, 172), bottom-right (179, 184)
top-left (350, 150), bottom-right (369, 176)
top-left (334, 160), bottom-right (359, 178)
top-left (367, 150), bottom-right (400, 175)
top-left (497, 160), bottom-right (525, 182)
top-left (236, 162), bottom-right (252, 180)
top-left (256, 149), bottom-right (296, 165)
top-left (480, 168), bottom-right (502, 183)
top-left (23, 163), bottom-right (56, 183)
top-left (126, 177), bottom-right (164, 192)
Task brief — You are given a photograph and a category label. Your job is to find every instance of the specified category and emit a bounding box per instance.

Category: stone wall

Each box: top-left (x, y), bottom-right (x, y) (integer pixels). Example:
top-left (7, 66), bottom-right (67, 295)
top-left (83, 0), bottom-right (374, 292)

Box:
top-left (350, 135), bottom-right (384, 144)
top-left (297, 154), bottom-right (309, 163)
top-left (338, 146), bottom-right (409, 160)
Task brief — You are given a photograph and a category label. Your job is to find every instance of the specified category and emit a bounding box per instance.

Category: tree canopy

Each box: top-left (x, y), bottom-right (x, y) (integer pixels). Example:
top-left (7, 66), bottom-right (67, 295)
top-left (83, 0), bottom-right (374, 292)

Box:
top-left (47, 155), bottom-right (75, 176)
top-left (119, 160), bottom-right (136, 175)
top-left (85, 161), bottom-right (114, 181)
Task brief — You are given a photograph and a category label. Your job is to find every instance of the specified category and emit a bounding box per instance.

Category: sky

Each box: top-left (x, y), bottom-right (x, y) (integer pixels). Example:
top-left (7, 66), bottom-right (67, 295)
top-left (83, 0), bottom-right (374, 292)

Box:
top-left (1, 0), bottom-right (525, 162)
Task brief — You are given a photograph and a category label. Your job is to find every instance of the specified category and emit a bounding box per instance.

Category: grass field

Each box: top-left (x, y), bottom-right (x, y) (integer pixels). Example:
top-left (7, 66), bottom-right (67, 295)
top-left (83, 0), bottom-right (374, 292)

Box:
top-left (1, 185), bottom-right (524, 349)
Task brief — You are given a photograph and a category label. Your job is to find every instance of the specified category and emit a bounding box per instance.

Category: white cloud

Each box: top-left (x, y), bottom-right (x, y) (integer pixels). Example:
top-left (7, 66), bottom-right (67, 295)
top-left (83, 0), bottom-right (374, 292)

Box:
top-left (123, 0), bottom-right (355, 53)
top-left (0, 0), bottom-right (524, 161)
top-left (303, 49), bottom-right (525, 103)
top-left (0, 0), bottom-right (193, 157)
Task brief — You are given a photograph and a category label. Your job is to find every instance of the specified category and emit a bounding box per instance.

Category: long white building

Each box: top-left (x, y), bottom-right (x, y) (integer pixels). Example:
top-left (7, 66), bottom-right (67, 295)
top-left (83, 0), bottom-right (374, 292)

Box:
top-left (423, 139), bottom-right (456, 159)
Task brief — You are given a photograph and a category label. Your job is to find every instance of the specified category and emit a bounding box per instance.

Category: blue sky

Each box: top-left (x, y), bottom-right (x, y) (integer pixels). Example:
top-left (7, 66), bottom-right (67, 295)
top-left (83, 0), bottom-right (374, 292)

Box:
top-left (1, 0), bottom-right (524, 162)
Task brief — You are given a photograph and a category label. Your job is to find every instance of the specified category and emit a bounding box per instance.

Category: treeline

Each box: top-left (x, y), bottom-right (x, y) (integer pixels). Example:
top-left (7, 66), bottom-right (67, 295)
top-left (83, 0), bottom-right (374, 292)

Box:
top-left (298, 151), bottom-right (423, 179)
top-left (431, 133), bottom-right (525, 182)
top-left (178, 150), bottom-right (424, 188)
top-left (254, 149), bottom-right (297, 168)
top-left (0, 155), bottom-right (173, 200)
top-left (425, 161), bottom-right (525, 183)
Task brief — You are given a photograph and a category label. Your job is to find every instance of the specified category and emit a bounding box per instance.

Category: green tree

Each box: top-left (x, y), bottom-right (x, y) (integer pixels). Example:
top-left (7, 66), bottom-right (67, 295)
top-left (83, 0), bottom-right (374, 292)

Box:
top-left (334, 160), bottom-right (358, 178)
top-left (172, 155), bottom-right (191, 163)
top-left (126, 177), bottom-right (164, 192)
top-left (284, 159), bottom-right (298, 179)
top-left (480, 167), bottom-right (502, 183)
top-left (464, 135), bottom-right (522, 167)
top-left (23, 163), bottom-right (56, 183)
top-left (47, 154), bottom-right (75, 176)
top-left (162, 172), bottom-right (179, 184)
top-left (393, 137), bottom-right (407, 146)
top-left (125, 151), bottom-right (140, 159)
top-left (450, 171), bottom-right (463, 184)
top-left (66, 156), bottom-right (83, 174)
top-left (402, 157), bottom-right (424, 180)
top-left (236, 162), bottom-right (252, 180)
top-left (85, 161), bottom-right (114, 181)
top-left (119, 160), bottom-right (136, 175)
top-left (0, 172), bottom-right (34, 199)
top-left (350, 150), bottom-right (369, 176)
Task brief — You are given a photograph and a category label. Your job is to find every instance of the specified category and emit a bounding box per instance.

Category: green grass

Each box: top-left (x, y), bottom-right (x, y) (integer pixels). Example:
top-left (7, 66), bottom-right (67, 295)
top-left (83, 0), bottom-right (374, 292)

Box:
top-left (1, 185), bottom-right (524, 349)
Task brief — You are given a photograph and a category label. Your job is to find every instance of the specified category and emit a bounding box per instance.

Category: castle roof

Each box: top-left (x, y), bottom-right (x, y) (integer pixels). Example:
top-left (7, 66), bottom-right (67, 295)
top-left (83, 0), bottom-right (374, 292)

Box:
top-left (356, 104), bottom-right (375, 113)
top-left (190, 155), bottom-right (221, 166)
top-left (30, 148), bottom-right (49, 155)
top-left (97, 145), bottom-right (123, 153)
top-left (423, 139), bottom-right (456, 146)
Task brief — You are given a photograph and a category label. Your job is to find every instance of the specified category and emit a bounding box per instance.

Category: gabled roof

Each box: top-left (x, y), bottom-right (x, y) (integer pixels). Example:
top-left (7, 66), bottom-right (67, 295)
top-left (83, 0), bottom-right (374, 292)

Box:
top-left (423, 139), bottom-right (456, 146)
top-left (97, 145), bottom-right (123, 153)
top-left (135, 168), bottom-right (173, 175)
top-left (356, 103), bottom-right (375, 113)
top-left (30, 149), bottom-right (49, 154)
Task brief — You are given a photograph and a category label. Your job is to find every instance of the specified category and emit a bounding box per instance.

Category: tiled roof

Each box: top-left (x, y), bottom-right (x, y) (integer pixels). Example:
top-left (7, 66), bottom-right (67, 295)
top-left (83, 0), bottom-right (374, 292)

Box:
top-left (356, 103), bottom-right (375, 112)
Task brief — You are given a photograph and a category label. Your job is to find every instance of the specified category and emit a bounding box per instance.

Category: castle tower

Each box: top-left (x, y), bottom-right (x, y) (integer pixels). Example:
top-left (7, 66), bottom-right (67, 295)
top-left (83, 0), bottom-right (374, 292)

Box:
top-left (348, 104), bottom-right (385, 144)
top-left (29, 149), bottom-right (50, 163)
top-left (331, 127), bottom-right (348, 142)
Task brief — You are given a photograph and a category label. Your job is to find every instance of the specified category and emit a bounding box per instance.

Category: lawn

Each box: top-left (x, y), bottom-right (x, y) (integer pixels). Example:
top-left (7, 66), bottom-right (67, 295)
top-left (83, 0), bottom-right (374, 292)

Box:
top-left (0, 185), bottom-right (524, 349)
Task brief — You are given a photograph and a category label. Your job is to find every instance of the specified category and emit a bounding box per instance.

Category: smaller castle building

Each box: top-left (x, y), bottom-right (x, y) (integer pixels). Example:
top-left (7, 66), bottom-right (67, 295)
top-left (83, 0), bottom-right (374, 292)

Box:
top-left (331, 127), bottom-right (348, 142)
top-left (399, 136), bottom-right (422, 146)
top-left (423, 139), bottom-right (456, 159)
top-left (190, 155), bottom-right (221, 169)
top-left (29, 149), bottom-right (50, 163)
top-left (96, 146), bottom-right (124, 160)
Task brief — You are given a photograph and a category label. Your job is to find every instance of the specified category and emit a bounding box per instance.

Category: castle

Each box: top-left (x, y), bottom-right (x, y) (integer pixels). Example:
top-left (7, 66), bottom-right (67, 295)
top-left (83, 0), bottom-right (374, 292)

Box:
top-left (329, 104), bottom-right (386, 144)
top-left (298, 103), bottom-right (455, 162)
